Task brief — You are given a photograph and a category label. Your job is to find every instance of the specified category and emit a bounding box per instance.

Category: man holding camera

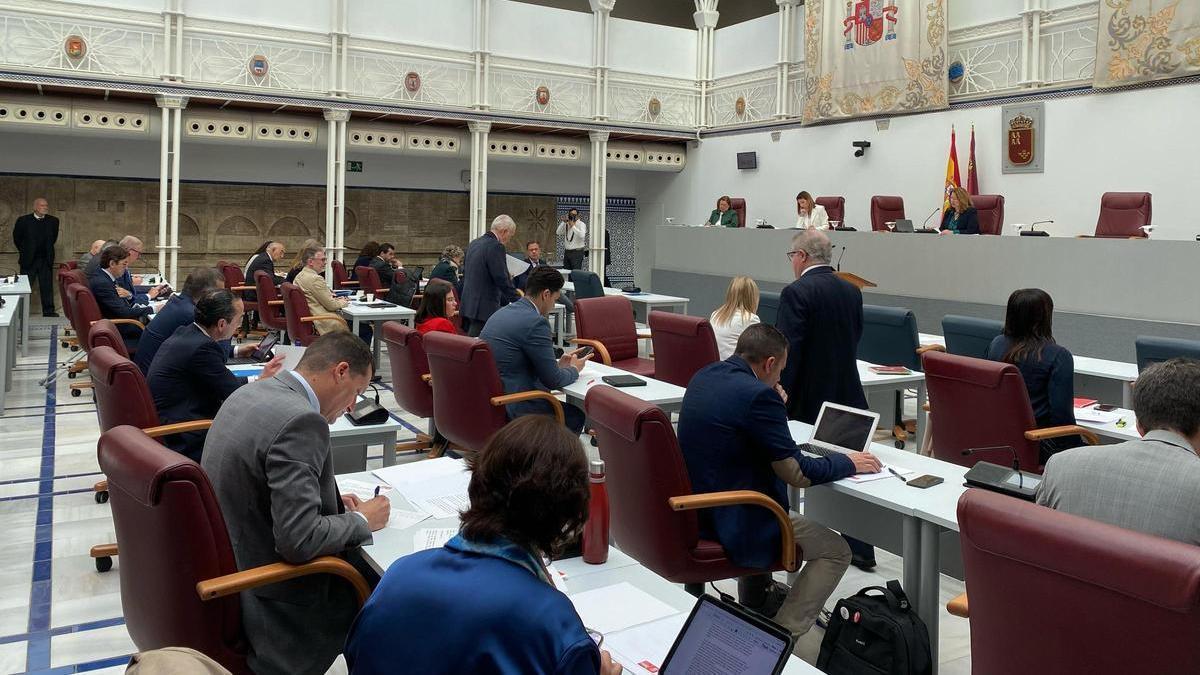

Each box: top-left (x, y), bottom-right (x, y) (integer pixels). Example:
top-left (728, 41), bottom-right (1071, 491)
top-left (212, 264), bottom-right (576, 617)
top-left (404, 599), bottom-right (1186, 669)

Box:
top-left (556, 208), bottom-right (587, 270)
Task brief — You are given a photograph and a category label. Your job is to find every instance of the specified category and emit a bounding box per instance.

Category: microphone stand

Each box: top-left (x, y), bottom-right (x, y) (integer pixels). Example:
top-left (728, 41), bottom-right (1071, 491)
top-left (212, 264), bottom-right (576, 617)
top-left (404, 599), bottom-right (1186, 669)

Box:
top-left (962, 445), bottom-right (1022, 490)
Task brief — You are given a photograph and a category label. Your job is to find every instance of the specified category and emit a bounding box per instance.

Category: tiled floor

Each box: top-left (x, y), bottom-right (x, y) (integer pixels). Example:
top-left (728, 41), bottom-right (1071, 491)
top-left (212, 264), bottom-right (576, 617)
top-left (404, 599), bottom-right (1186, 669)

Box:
top-left (1, 321), bottom-right (971, 674)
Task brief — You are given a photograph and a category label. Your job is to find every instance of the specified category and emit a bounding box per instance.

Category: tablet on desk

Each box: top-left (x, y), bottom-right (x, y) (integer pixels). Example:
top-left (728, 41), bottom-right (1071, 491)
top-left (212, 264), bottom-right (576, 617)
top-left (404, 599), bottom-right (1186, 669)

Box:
top-left (661, 595), bottom-right (792, 674)
top-left (602, 374), bottom-right (646, 387)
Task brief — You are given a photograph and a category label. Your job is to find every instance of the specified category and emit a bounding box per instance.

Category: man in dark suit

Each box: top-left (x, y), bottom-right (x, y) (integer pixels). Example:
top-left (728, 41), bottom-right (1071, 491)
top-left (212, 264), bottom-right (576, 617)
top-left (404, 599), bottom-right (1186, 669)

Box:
top-left (135, 266), bottom-right (225, 373)
top-left (201, 332), bottom-right (389, 675)
top-left (461, 215), bottom-right (521, 337)
top-left (244, 240), bottom-right (285, 303)
top-left (88, 245), bottom-right (153, 351)
top-left (678, 324), bottom-right (880, 655)
top-left (148, 289), bottom-right (285, 461)
top-left (481, 266), bottom-right (590, 432)
top-left (84, 239), bottom-right (119, 277)
top-left (12, 197), bottom-right (59, 316)
top-left (513, 239), bottom-right (547, 290)
top-left (777, 228), bottom-right (876, 569)
top-left (117, 235), bottom-right (168, 304)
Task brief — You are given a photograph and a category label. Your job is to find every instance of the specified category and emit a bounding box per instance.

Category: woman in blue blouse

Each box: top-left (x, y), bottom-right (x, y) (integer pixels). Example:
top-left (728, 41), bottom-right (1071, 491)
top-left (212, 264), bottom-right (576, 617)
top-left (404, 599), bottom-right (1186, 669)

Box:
top-left (344, 416), bottom-right (621, 675)
top-left (985, 288), bottom-right (1080, 462)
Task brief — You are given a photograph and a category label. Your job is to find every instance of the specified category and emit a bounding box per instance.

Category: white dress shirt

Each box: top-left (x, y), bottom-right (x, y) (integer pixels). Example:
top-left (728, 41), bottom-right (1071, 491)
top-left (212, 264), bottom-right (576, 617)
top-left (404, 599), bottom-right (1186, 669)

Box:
top-left (709, 309), bottom-right (761, 361)
top-left (556, 219), bottom-right (588, 250)
top-left (796, 204), bottom-right (830, 230)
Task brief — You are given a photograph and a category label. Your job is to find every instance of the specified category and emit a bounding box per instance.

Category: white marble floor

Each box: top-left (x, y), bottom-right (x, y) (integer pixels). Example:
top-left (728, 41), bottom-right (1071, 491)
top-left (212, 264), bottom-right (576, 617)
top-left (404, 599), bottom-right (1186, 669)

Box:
top-left (0, 321), bottom-right (971, 674)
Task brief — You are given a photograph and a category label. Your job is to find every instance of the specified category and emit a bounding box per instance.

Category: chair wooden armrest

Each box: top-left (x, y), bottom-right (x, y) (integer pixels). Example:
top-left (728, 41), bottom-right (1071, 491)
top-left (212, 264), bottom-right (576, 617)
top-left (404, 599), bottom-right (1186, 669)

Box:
top-left (196, 556), bottom-right (371, 606)
top-left (1025, 425), bottom-right (1100, 445)
top-left (637, 331), bottom-right (653, 341)
top-left (916, 344), bottom-right (945, 354)
top-left (569, 338), bottom-right (612, 366)
top-left (92, 318), bottom-right (144, 331)
top-left (267, 300), bottom-right (284, 306)
top-left (669, 491), bottom-right (797, 572)
top-left (230, 285), bottom-right (254, 292)
top-left (420, 373), bottom-right (432, 384)
top-left (491, 391), bottom-right (565, 425)
top-left (143, 419), bottom-right (214, 438)
top-left (947, 592), bottom-right (969, 618)
top-left (300, 314), bottom-right (350, 329)
top-left (341, 281), bottom-right (360, 287)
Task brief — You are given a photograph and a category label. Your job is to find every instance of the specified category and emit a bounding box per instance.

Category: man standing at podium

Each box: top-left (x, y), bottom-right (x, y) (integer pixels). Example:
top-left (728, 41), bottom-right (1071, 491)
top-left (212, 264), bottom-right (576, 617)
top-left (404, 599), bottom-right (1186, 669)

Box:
top-left (777, 229), bottom-right (876, 570)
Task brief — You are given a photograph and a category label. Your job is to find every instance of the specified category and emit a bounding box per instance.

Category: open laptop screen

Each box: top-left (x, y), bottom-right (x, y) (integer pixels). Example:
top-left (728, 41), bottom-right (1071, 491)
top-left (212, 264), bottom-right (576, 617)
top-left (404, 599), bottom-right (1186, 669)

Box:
top-left (813, 405), bottom-right (876, 452)
top-left (662, 595), bottom-right (790, 674)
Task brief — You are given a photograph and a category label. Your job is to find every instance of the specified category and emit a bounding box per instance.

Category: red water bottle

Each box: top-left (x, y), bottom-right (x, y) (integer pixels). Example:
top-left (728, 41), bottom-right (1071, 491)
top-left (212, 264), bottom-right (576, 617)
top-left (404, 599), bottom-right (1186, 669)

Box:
top-left (582, 459), bottom-right (610, 564)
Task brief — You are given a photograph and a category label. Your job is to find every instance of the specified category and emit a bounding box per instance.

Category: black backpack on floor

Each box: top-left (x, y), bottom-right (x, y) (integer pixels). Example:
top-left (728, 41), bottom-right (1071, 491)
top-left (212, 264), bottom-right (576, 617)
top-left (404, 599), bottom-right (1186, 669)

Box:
top-left (817, 580), bottom-right (932, 675)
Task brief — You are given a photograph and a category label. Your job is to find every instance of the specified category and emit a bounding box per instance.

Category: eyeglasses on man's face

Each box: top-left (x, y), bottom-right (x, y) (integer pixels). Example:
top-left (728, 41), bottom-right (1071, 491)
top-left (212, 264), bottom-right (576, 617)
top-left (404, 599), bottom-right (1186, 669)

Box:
top-left (785, 250), bottom-right (805, 260)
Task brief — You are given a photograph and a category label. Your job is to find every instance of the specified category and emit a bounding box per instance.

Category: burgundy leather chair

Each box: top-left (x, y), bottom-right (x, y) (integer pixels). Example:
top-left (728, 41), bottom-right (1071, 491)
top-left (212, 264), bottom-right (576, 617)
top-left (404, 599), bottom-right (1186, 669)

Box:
top-left (647, 311), bottom-right (718, 387)
top-left (921, 351), bottom-right (1097, 472)
top-left (252, 270), bottom-right (287, 338)
top-left (355, 265), bottom-right (388, 297)
top-left (87, 319), bottom-right (131, 359)
top-left (280, 282), bottom-right (348, 347)
top-left (330, 260), bottom-right (358, 290)
top-left (99, 425), bottom-right (370, 674)
top-left (584, 386), bottom-right (798, 593)
top-left (573, 296), bottom-right (654, 377)
top-left (815, 196), bottom-right (845, 224)
top-left (382, 322), bottom-right (440, 455)
top-left (57, 266), bottom-right (87, 349)
top-left (870, 195), bottom-right (906, 232)
top-left (218, 263), bottom-right (259, 336)
top-left (65, 282), bottom-right (144, 399)
top-left (954, 488), bottom-right (1200, 675)
top-left (1094, 191), bottom-right (1152, 238)
top-left (423, 331), bottom-right (563, 457)
top-left (63, 260), bottom-right (78, 270)
top-left (729, 198), bottom-right (747, 227)
top-left (971, 194), bottom-right (1005, 235)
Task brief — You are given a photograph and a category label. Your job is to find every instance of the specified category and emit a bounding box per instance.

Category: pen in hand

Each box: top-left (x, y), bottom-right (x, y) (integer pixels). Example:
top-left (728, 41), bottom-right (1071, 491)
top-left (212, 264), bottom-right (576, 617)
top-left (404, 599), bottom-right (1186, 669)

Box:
top-left (374, 485), bottom-right (381, 497)
top-left (888, 467), bottom-right (907, 483)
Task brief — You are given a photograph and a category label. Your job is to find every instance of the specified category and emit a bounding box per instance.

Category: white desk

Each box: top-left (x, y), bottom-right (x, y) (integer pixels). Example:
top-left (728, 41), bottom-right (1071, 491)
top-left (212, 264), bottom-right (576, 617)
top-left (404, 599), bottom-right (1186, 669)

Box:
top-left (339, 301), bottom-right (417, 366)
top-left (789, 422), bottom-right (968, 671)
top-left (0, 275), bottom-right (31, 357)
top-left (0, 297), bottom-right (19, 412)
top-left (562, 282), bottom-right (690, 322)
top-left (561, 361), bottom-right (687, 412)
top-left (858, 360), bottom-right (927, 453)
top-left (549, 302), bottom-right (568, 349)
top-left (1075, 406), bottom-right (1141, 442)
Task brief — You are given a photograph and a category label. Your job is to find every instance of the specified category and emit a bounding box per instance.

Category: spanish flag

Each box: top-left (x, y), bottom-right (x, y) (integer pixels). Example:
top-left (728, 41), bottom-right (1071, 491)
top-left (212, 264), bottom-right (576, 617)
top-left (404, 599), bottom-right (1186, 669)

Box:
top-left (943, 126), bottom-right (961, 212)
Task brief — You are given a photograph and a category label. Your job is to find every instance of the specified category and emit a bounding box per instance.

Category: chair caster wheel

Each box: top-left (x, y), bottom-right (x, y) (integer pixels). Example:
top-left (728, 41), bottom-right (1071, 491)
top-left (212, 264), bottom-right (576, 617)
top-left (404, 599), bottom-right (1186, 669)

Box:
top-left (61, 341), bottom-right (69, 348)
top-left (95, 490), bottom-right (109, 504)
top-left (67, 371), bottom-right (76, 379)
top-left (71, 345), bottom-right (80, 352)
top-left (894, 440), bottom-right (905, 449)
top-left (95, 556), bottom-right (113, 573)
top-left (71, 388), bottom-right (82, 397)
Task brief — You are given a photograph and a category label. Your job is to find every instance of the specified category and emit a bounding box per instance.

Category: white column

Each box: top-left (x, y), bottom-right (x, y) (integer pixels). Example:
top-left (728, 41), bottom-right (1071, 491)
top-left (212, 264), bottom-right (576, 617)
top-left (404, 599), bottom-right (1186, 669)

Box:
top-left (775, 0), bottom-right (799, 118)
top-left (588, 131), bottom-right (609, 276)
top-left (156, 104), bottom-right (169, 277)
top-left (589, 0), bottom-right (615, 120)
top-left (1029, 0), bottom-right (1045, 87)
top-left (1020, 0), bottom-right (1033, 86)
top-left (693, 3), bottom-right (720, 128)
top-left (473, 0), bottom-right (491, 109)
top-left (155, 95), bottom-right (186, 288)
top-left (468, 121), bottom-right (492, 240)
top-left (323, 109), bottom-right (350, 284)
top-left (172, 0), bottom-right (184, 82)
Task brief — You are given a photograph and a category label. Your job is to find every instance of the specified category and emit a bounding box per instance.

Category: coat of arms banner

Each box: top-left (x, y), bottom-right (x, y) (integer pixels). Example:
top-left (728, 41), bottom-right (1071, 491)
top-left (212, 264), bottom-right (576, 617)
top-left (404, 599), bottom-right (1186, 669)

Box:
top-left (802, 0), bottom-right (948, 124)
top-left (1095, 0), bottom-right (1200, 88)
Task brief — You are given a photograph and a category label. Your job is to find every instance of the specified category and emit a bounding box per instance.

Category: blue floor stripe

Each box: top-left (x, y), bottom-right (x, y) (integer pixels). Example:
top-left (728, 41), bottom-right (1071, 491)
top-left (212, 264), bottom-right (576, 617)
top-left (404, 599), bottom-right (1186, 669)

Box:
top-left (26, 327), bottom-right (58, 671)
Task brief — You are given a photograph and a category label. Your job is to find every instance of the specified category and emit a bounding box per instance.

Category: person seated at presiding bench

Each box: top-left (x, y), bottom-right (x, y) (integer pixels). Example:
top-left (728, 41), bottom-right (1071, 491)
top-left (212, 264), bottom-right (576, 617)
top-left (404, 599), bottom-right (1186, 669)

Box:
top-left (481, 266), bottom-right (591, 434)
top-left (415, 282), bottom-right (459, 336)
top-left (1037, 358), bottom-right (1200, 546)
top-left (201, 332), bottom-right (389, 675)
top-left (135, 266), bottom-right (225, 373)
top-left (707, 195), bottom-right (738, 227)
top-left (710, 275), bottom-right (761, 360)
top-left (678, 324), bottom-right (882, 658)
top-left (939, 187), bottom-right (979, 235)
top-left (345, 416), bottom-right (622, 675)
top-left (88, 245), bottom-right (153, 350)
top-left (986, 288), bottom-right (1081, 462)
top-left (795, 191), bottom-right (829, 230)
top-left (147, 289), bottom-right (285, 462)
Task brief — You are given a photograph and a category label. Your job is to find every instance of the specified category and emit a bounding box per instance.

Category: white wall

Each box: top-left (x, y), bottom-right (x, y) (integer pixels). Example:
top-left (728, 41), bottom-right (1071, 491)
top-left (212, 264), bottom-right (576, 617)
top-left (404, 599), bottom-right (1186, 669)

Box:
top-left (490, 0), bottom-right (593, 67)
top-left (609, 17), bottom-right (697, 79)
top-left (712, 14), bottom-right (779, 78)
top-left (640, 81), bottom-right (1200, 241)
top-left (184, 0), bottom-right (331, 33)
top-left (349, 0), bottom-right (474, 51)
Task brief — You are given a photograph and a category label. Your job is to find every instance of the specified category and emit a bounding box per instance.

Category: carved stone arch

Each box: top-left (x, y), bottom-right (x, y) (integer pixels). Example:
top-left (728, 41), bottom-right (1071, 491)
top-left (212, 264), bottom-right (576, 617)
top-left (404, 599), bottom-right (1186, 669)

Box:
top-left (216, 215), bottom-right (258, 236)
top-left (268, 216), bottom-right (311, 241)
top-left (179, 214), bottom-right (202, 255)
top-left (343, 207), bottom-right (358, 238)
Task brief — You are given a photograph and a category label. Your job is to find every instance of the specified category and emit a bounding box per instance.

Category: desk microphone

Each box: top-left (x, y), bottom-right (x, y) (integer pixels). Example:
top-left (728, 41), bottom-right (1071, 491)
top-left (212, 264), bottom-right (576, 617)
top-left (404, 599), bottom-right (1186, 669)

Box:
top-left (835, 245), bottom-right (847, 272)
top-left (962, 445), bottom-right (1021, 489)
top-left (922, 208), bottom-right (940, 231)
top-left (1022, 219), bottom-right (1053, 237)
top-left (347, 383), bottom-right (390, 426)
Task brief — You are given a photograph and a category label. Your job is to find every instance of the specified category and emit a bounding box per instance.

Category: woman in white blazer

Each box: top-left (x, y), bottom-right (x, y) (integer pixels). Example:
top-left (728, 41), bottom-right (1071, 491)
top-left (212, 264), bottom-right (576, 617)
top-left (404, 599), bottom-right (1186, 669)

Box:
top-left (709, 275), bottom-right (761, 360)
top-left (795, 191), bottom-right (830, 230)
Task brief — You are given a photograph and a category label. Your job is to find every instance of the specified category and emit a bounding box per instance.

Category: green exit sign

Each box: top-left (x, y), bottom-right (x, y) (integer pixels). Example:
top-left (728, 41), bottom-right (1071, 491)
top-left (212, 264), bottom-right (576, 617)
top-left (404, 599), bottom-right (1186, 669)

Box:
top-left (347, 160), bottom-right (363, 173)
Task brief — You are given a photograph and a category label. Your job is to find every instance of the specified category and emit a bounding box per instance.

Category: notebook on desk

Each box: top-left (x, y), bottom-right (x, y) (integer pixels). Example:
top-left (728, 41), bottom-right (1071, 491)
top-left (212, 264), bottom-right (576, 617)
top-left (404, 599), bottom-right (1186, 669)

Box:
top-left (795, 402), bottom-right (880, 458)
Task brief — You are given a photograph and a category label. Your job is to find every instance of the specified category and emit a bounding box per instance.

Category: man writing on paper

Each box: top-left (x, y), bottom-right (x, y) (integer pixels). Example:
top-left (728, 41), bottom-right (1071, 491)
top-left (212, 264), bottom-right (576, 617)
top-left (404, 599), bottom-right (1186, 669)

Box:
top-left (678, 324), bottom-right (881, 661)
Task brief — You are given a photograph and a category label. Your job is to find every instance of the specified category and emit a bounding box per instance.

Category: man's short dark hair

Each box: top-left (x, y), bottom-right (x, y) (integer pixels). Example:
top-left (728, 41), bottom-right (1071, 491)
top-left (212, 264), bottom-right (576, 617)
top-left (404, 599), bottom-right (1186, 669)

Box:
top-left (194, 289), bottom-right (240, 328)
top-left (1133, 358), bottom-right (1200, 438)
top-left (99, 245), bottom-right (129, 269)
top-left (296, 331), bottom-right (374, 377)
top-left (378, 243), bottom-right (395, 255)
top-left (526, 240), bottom-right (541, 249)
top-left (461, 416), bottom-right (589, 558)
top-left (524, 266), bottom-right (565, 298)
top-left (182, 267), bottom-right (224, 298)
top-left (734, 323), bottom-right (789, 363)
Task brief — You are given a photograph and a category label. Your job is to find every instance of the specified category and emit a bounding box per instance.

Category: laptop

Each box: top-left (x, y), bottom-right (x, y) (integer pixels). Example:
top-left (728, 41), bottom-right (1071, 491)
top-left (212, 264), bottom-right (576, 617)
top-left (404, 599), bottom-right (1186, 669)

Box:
top-left (795, 402), bottom-right (880, 458)
top-left (661, 594), bottom-right (793, 675)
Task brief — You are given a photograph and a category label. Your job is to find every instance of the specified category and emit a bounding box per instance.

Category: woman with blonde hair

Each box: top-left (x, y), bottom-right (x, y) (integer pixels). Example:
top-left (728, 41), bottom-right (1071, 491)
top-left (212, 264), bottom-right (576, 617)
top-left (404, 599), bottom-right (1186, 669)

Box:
top-left (939, 187), bottom-right (980, 235)
top-left (795, 191), bottom-right (830, 230)
top-left (710, 275), bottom-right (761, 360)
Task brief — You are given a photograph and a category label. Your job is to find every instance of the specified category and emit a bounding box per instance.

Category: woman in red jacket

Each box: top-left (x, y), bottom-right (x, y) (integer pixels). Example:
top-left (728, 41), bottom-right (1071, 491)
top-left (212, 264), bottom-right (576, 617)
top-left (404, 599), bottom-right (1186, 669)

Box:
top-left (415, 282), bottom-right (459, 334)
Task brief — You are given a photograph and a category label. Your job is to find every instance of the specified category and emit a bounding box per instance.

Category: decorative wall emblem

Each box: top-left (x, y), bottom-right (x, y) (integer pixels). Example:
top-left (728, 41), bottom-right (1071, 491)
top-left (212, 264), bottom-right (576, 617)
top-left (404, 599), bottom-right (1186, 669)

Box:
top-left (404, 71), bottom-right (422, 94)
top-left (1007, 114), bottom-right (1033, 165)
top-left (648, 97), bottom-right (661, 118)
top-left (535, 85), bottom-right (551, 106)
top-left (735, 96), bottom-right (747, 117)
top-left (64, 35), bottom-right (87, 60)
top-left (1001, 102), bottom-right (1044, 174)
top-left (843, 0), bottom-right (900, 49)
top-left (948, 60), bottom-right (965, 84)
top-left (248, 55), bottom-right (269, 78)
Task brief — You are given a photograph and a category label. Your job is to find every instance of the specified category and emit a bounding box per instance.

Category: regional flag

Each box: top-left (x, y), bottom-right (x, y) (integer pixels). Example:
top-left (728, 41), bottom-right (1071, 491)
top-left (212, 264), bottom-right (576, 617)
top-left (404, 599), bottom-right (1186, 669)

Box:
top-left (943, 127), bottom-right (961, 212)
top-left (966, 124), bottom-right (980, 195)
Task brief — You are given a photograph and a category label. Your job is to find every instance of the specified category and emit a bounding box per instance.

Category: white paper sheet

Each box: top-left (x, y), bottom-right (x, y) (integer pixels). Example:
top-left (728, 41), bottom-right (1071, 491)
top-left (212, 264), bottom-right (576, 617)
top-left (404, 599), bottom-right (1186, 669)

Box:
top-left (338, 478), bottom-right (387, 502)
top-left (1073, 408), bottom-right (1122, 424)
top-left (843, 464), bottom-right (917, 484)
top-left (371, 457), bottom-right (467, 487)
top-left (386, 506), bottom-right (431, 531)
top-left (569, 582), bottom-right (678, 634)
top-left (605, 613), bottom-right (688, 675)
top-left (413, 527), bottom-right (458, 551)
top-left (392, 465), bottom-right (473, 519)
top-left (506, 254), bottom-right (532, 277)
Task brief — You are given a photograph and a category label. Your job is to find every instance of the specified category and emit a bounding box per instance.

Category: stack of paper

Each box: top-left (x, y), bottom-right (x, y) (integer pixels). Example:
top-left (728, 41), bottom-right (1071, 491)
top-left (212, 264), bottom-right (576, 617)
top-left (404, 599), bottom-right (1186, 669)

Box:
top-left (605, 614), bottom-right (688, 675)
top-left (569, 582), bottom-right (678, 634)
top-left (374, 457), bottom-right (472, 520)
top-left (413, 527), bottom-right (458, 551)
top-left (1074, 407), bottom-right (1121, 424)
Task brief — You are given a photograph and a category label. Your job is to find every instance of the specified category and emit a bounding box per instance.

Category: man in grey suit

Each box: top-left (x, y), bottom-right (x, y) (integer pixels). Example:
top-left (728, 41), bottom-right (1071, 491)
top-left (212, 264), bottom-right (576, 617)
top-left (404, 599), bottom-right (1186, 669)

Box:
top-left (481, 266), bottom-right (590, 433)
top-left (461, 214), bottom-right (521, 337)
top-left (1037, 358), bottom-right (1200, 546)
top-left (201, 332), bottom-right (390, 675)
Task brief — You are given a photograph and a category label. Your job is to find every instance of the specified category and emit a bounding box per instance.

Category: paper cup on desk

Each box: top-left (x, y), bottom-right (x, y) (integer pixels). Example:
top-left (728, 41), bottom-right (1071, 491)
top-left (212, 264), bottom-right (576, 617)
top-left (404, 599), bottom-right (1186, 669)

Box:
top-left (356, 290), bottom-right (365, 300)
top-left (365, 293), bottom-right (374, 303)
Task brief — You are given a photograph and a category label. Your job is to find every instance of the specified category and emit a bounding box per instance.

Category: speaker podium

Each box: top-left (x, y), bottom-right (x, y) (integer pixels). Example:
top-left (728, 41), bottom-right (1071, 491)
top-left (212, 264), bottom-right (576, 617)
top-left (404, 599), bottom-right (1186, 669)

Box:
top-left (835, 271), bottom-right (877, 289)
